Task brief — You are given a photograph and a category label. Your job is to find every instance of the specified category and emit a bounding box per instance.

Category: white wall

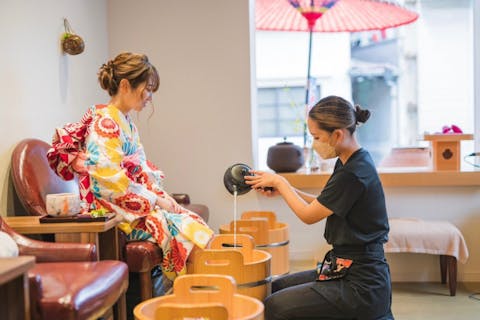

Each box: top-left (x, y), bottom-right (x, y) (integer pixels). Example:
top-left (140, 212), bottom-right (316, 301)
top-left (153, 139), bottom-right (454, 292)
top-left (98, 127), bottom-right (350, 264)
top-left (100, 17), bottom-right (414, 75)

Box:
top-left (0, 0), bottom-right (109, 216)
top-left (106, 0), bottom-right (263, 233)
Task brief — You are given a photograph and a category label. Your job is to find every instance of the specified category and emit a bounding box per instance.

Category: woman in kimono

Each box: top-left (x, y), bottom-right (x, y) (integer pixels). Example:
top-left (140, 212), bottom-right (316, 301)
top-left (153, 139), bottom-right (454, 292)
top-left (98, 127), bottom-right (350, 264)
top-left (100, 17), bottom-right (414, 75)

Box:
top-left (245, 96), bottom-right (393, 319)
top-left (47, 52), bottom-right (213, 280)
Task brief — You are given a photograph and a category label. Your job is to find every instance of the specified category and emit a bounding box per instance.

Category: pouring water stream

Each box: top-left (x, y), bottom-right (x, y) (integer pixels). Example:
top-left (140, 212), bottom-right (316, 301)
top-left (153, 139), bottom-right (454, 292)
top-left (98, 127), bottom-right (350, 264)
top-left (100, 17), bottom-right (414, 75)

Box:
top-left (233, 186), bottom-right (238, 247)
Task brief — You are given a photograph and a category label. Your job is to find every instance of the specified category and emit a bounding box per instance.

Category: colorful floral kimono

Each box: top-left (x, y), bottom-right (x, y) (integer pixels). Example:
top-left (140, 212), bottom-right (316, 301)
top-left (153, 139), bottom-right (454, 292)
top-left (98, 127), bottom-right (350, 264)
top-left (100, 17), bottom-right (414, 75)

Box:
top-left (47, 104), bottom-right (213, 279)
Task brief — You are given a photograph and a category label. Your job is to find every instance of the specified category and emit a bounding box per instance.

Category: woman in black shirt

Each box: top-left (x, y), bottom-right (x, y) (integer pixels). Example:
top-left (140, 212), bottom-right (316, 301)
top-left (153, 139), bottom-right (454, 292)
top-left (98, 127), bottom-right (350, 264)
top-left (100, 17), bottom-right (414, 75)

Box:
top-left (245, 95), bottom-right (393, 320)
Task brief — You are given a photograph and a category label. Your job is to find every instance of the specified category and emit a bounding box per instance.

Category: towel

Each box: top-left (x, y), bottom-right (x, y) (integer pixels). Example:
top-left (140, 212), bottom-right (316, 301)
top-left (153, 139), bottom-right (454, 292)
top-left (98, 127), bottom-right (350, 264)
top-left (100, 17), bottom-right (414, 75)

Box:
top-left (384, 218), bottom-right (469, 264)
top-left (0, 231), bottom-right (19, 257)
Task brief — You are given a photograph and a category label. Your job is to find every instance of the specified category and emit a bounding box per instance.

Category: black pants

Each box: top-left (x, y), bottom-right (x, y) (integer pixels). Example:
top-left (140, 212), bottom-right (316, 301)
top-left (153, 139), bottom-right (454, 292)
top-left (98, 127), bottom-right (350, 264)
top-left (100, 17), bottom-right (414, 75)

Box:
top-left (264, 249), bottom-right (393, 320)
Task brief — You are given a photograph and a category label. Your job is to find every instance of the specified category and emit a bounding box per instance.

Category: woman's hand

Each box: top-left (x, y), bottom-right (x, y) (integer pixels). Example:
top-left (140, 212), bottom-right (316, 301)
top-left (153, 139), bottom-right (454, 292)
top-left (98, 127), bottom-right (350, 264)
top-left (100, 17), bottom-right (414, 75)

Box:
top-left (156, 196), bottom-right (176, 212)
top-left (72, 152), bottom-right (88, 174)
top-left (244, 170), bottom-right (282, 196)
top-left (164, 193), bottom-right (183, 213)
top-left (156, 194), bottom-right (182, 213)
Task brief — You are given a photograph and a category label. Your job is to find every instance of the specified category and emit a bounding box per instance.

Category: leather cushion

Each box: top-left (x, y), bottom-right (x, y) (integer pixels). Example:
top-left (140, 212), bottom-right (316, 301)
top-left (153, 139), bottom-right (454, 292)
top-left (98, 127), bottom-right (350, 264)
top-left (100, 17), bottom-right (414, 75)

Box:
top-left (30, 260), bottom-right (128, 320)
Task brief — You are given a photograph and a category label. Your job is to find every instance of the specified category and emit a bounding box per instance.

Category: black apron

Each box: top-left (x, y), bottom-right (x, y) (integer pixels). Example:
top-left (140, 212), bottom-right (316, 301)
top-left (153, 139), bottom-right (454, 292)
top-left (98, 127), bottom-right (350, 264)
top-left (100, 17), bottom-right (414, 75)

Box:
top-left (312, 243), bottom-right (393, 320)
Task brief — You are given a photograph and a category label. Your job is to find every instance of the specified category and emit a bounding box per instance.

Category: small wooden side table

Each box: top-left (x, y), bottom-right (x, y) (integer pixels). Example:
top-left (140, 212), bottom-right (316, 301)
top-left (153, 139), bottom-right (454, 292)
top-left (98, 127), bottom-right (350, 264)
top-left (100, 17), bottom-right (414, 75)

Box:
top-left (4, 216), bottom-right (122, 260)
top-left (0, 256), bottom-right (35, 320)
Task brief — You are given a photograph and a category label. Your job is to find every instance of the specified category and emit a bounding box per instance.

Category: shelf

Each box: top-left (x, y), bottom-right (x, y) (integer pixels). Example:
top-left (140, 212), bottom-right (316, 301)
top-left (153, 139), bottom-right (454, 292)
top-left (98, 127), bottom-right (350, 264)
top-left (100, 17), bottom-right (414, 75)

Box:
top-left (280, 168), bottom-right (480, 188)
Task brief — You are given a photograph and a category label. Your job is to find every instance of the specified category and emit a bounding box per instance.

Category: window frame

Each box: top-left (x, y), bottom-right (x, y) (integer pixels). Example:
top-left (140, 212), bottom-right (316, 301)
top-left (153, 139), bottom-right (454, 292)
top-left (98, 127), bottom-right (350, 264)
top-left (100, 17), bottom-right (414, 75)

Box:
top-left (474, 0), bottom-right (480, 152)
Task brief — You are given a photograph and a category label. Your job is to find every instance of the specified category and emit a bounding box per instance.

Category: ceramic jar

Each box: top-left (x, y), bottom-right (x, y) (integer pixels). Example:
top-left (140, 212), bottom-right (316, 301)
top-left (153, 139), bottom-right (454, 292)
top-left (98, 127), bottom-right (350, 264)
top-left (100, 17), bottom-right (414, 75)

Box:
top-left (267, 139), bottom-right (304, 173)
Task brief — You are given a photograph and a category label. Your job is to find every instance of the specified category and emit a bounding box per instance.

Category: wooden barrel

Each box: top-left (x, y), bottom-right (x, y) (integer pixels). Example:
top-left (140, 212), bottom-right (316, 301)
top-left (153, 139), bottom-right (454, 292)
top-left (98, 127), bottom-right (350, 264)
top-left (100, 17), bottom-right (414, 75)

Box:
top-left (187, 234), bottom-right (272, 301)
top-left (219, 211), bottom-right (290, 277)
top-left (134, 274), bottom-right (264, 320)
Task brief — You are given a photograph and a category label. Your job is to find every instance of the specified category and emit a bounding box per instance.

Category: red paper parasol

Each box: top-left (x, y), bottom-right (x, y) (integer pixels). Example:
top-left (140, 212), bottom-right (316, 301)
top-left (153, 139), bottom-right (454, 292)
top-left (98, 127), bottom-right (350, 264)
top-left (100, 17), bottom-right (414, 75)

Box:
top-left (256, 0), bottom-right (419, 33)
top-left (256, 0), bottom-right (419, 146)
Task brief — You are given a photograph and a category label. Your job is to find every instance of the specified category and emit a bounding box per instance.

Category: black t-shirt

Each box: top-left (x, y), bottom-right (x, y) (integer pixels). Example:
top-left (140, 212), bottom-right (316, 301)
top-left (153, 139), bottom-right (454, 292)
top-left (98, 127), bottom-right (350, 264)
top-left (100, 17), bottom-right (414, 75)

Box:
top-left (317, 148), bottom-right (389, 246)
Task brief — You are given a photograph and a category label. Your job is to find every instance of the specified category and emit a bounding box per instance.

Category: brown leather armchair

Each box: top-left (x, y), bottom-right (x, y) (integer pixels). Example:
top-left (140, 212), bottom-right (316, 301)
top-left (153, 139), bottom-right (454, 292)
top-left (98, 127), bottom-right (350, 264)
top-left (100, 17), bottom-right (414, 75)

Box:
top-left (10, 138), bottom-right (210, 302)
top-left (0, 216), bottom-right (129, 320)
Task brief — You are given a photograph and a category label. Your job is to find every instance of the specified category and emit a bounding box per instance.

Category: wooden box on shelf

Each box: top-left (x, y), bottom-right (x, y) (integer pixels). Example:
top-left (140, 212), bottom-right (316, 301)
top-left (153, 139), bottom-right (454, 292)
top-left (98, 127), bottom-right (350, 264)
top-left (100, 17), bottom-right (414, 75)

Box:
top-left (423, 134), bottom-right (473, 171)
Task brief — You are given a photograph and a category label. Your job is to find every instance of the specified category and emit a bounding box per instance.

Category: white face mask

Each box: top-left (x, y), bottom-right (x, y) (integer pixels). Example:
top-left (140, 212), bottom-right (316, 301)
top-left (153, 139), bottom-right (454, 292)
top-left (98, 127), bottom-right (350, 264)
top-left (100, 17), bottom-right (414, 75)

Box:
top-left (312, 139), bottom-right (337, 159)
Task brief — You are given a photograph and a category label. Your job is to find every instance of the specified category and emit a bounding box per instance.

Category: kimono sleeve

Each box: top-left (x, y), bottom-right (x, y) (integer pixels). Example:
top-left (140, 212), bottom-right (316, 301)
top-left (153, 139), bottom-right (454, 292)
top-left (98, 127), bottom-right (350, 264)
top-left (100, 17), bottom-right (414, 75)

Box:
top-left (46, 105), bottom-right (95, 180)
top-left (138, 143), bottom-right (167, 194)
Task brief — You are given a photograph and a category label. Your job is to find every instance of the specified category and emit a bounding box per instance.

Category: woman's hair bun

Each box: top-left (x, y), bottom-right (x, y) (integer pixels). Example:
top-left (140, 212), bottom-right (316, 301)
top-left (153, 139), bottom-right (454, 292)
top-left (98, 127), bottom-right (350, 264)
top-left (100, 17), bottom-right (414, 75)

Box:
top-left (98, 60), bottom-right (118, 96)
top-left (354, 104), bottom-right (371, 124)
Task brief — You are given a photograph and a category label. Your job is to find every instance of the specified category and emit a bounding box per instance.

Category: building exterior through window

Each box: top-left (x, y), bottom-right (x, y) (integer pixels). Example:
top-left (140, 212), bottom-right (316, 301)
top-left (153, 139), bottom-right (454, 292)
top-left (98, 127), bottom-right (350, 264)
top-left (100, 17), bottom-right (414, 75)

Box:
top-left (255, 0), bottom-right (474, 170)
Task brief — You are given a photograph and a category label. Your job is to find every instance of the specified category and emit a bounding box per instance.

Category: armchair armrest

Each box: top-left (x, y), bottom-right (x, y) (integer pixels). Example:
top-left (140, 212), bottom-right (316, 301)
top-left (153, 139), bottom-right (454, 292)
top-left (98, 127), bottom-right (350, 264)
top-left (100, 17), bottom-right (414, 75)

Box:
top-left (124, 241), bottom-right (163, 272)
top-left (171, 193), bottom-right (190, 205)
top-left (171, 193), bottom-right (209, 223)
top-left (16, 235), bottom-right (97, 262)
top-left (1, 216), bottom-right (97, 262)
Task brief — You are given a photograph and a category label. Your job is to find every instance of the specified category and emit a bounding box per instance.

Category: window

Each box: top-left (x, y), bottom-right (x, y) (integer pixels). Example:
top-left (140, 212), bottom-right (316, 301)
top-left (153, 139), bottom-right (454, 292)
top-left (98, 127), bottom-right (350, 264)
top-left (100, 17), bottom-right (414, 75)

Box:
top-left (257, 86), bottom-right (320, 138)
top-left (255, 0), bottom-right (475, 169)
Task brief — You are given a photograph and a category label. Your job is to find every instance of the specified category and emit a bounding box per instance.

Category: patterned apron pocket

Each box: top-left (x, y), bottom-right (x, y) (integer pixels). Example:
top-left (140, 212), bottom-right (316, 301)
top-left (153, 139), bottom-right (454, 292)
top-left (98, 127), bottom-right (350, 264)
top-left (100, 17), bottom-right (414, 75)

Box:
top-left (316, 250), bottom-right (353, 281)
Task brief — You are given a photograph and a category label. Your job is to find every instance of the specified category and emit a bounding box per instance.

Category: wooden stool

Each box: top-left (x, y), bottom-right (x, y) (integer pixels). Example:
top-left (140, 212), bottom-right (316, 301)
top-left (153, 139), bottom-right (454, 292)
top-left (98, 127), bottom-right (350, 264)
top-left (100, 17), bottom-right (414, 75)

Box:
top-left (133, 274), bottom-right (264, 320)
top-left (385, 218), bottom-right (469, 296)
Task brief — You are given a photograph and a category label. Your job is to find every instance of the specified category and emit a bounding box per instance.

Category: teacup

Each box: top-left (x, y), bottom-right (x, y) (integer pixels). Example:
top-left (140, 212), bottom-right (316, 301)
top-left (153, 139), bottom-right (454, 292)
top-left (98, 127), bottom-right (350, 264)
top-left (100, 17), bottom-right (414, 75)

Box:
top-left (45, 193), bottom-right (81, 216)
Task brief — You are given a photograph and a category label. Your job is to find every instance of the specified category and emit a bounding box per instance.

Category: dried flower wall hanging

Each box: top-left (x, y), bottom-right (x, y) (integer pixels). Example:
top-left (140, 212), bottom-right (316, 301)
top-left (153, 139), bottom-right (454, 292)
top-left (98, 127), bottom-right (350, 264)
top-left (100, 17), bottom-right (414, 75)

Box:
top-left (62, 18), bottom-right (85, 55)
